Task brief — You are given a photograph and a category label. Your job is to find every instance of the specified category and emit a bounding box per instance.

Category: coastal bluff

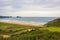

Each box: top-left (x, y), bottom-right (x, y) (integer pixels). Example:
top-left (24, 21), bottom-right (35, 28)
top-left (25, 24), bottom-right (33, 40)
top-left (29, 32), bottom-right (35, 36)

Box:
top-left (45, 18), bottom-right (60, 27)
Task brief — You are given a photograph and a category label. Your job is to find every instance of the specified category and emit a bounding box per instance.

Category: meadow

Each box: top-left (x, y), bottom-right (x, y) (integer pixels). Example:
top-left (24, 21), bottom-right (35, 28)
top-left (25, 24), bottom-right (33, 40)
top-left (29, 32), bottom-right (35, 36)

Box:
top-left (0, 22), bottom-right (60, 40)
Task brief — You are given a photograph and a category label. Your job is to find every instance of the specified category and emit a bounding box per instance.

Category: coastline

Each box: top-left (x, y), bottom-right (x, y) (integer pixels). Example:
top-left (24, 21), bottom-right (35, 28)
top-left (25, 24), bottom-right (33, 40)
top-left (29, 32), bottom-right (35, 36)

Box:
top-left (0, 20), bottom-right (44, 27)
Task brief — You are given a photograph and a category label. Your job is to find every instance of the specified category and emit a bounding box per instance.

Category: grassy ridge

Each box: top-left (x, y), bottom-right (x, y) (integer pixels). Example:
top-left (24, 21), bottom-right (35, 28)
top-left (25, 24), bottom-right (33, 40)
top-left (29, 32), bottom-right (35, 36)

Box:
top-left (45, 18), bottom-right (60, 27)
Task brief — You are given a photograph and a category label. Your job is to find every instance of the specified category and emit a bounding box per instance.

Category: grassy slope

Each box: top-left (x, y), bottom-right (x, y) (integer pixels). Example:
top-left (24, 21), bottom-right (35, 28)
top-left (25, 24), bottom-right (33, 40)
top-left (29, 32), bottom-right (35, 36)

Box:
top-left (0, 22), bottom-right (60, 40)
top-left (39, 27), bottom-right (60, 32)
top-left (0, 22), bottom-right (26, 34)
top-left (45, 18), bottom-right (60, 27)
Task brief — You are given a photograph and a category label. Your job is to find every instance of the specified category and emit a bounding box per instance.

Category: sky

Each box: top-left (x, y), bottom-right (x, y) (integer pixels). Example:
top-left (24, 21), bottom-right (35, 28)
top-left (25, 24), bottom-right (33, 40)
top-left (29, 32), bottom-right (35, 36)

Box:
top-left (0, 0), bottom-right (60, 17)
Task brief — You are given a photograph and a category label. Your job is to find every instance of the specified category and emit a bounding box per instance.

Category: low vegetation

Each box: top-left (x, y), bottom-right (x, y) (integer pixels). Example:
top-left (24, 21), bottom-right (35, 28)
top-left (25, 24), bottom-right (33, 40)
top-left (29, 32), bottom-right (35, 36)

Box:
top-left (0, 18), bottom-right (60, 40)
top-left (45, 18), bottom-right (60, 27)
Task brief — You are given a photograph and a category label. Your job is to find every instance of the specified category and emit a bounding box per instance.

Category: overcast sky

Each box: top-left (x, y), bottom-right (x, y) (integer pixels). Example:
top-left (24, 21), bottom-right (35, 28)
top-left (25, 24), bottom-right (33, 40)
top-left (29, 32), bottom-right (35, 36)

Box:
top-left (0, 0), bottom-right (60, 17)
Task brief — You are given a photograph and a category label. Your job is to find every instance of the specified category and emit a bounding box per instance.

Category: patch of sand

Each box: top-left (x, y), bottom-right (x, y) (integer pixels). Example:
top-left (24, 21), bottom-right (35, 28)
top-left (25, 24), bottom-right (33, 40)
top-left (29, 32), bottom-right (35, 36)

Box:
top-left (0, 21), bottom-right (44, 27)
top-left (0, 35), bottom-right (11, 38)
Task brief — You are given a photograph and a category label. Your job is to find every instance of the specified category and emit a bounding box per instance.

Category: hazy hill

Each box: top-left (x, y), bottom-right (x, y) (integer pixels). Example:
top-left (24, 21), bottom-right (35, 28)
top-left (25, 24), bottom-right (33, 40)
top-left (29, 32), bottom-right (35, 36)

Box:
top-left (0, 16), bottom-right (12, 18)
top-left (45, 18), bottom-right (60, 27)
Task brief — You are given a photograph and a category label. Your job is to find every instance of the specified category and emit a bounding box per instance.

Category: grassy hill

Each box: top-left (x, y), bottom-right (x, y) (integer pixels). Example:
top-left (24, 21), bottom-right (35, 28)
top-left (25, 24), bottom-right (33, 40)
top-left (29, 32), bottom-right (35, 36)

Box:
top-left (0, 19), bottom-right (60, 40)
top-left (45, 18), bottom-right (60, 27)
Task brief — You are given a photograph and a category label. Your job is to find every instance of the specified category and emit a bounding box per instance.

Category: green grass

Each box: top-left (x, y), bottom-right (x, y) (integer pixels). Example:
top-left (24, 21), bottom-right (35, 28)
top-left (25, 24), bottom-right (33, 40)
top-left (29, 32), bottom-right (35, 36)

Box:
top-left (0, 22), bottom-right (60, 40)
top-left (0, 22), bottom-right (60, 32)
top-left (0, 22), bottom-right (60, 33)
top-left (39, 26), bottom-right (60, 32)
top-left (0, 22), bottom-right (21, 27)
top-left (0, 22), bottom-right (26, 34)
top-left (11, 28), bottom-right (25, 32)
top-left (6, 30), bottom-right (60, 40)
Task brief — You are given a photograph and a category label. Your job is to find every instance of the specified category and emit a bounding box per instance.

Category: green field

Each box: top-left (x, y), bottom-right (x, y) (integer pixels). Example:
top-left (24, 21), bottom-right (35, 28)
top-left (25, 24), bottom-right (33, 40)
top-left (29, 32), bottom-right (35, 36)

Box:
top-left (0, 22), bottom-right (60, 40)
top-left (39, 27), bottom-right (60, 32)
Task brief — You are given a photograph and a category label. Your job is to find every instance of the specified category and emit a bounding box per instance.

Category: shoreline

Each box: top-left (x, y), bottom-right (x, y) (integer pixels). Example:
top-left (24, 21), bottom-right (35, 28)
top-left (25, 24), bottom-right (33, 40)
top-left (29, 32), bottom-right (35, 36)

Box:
top-left (0, 20), bottom-right (44, 27)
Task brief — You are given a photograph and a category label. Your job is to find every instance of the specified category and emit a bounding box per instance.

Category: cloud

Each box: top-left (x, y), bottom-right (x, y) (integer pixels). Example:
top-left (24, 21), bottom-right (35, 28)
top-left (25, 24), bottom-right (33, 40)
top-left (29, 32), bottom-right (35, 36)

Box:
top-left (3, 10), bottom-right (60, 17)
top-left (0, 0), bottom-right (60, 17)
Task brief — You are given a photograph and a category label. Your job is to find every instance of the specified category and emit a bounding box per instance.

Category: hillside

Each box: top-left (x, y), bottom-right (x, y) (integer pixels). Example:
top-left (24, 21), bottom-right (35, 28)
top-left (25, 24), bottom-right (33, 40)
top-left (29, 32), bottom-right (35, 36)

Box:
top-left (0, 22), bottom-right (60, 40)
top-left (45, 18), bottom-right (60, 27)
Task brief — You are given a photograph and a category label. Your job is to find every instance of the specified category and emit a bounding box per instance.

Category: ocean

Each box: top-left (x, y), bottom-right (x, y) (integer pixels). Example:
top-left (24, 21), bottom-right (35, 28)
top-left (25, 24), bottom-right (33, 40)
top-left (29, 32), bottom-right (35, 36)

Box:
top-left (0, 17), bottom-right (57, 24)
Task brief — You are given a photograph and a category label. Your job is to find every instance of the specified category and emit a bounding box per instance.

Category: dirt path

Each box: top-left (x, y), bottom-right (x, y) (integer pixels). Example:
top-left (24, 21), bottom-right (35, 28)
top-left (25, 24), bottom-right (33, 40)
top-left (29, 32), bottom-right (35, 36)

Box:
top-left (10, 29), bottom-right (33, 35)
top-left (0, 29), bottom-right (33, 38)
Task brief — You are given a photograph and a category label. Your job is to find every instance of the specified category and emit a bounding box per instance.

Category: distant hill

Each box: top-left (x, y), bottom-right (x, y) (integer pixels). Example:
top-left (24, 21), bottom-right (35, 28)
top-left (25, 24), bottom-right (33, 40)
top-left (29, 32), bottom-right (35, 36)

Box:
top-left (16, 16), bottom-right (21, 18)
top-left (0, 16), bottom-right (12, 18)
top-left (0, 16), bottom-right (21, 18)
top-left (45, 18), bottom-right (60, 27)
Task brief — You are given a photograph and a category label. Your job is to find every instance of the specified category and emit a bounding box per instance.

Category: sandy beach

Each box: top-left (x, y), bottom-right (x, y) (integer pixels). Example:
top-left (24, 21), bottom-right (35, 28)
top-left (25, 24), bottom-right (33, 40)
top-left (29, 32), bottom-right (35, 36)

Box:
top-left (0, 20), bottom-right (44, 27)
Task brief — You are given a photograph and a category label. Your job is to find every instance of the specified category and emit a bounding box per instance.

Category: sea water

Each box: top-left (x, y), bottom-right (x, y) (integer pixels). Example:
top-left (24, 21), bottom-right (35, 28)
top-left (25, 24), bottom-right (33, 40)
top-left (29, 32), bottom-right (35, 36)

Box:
top-left (0, 17), bottom-right (57, 24)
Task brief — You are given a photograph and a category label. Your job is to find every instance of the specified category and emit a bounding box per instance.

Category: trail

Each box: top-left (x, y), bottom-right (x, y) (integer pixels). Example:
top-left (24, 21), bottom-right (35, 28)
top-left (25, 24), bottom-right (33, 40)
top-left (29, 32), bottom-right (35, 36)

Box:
top-left (10, 29), bottom-right (32, 35)
top-left (0, 29), bottom-right (33, 38)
